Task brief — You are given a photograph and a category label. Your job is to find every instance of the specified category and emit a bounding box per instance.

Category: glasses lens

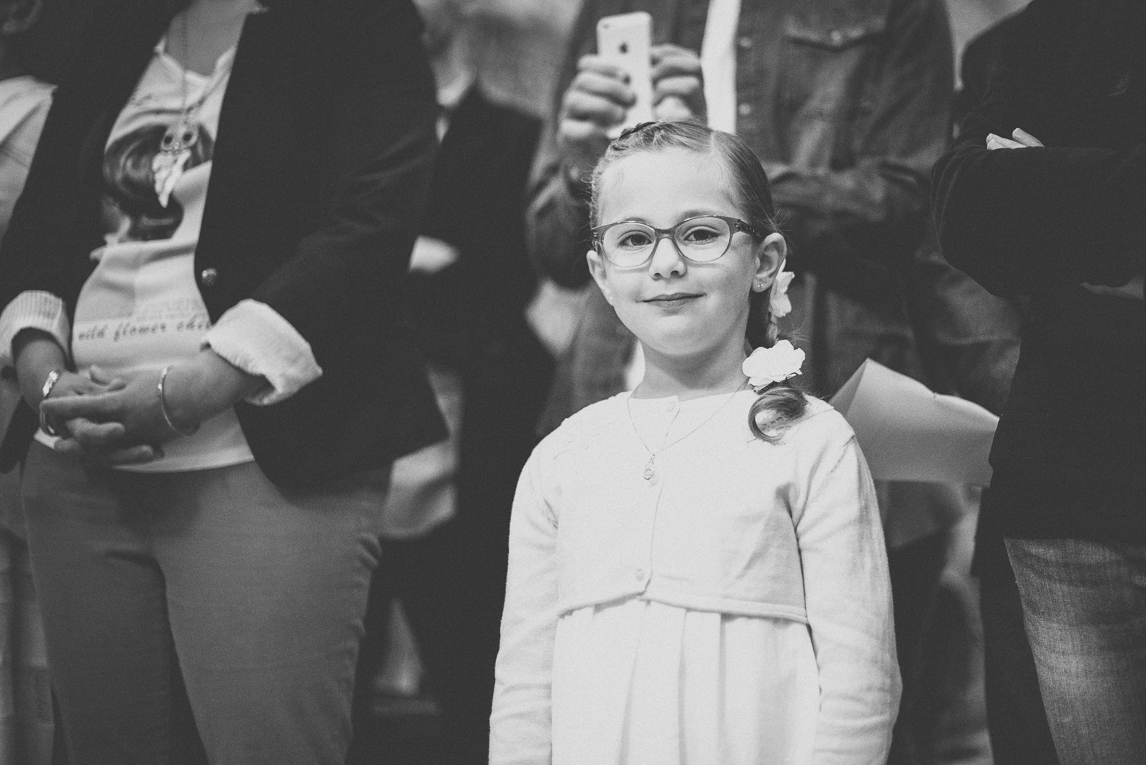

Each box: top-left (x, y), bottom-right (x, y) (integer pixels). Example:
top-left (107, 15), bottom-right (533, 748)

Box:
top-left (673, 217), bottom-right (732, 262)
top-left (601, 222), bottom-right (657, 267)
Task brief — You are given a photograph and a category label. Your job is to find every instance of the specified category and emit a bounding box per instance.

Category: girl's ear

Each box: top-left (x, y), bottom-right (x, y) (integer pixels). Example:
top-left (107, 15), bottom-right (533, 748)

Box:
top-left (753, 233), bottom-right (786, 289)
top-left (587, 249), bottom-right (616, 306)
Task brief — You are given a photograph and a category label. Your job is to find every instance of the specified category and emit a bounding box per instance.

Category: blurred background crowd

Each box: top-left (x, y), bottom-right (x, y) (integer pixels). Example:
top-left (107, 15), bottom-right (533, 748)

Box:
top-left (0, 0), bottom-right (1119, 764)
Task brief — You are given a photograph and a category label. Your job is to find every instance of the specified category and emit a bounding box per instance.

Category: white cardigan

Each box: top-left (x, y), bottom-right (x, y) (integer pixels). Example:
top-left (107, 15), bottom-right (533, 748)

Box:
top-left (492, 391), bottom-right (900, 763)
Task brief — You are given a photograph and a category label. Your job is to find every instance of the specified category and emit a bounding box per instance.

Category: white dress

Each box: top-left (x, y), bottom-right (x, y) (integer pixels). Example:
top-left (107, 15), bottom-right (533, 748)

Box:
top-left (491, 391), bottom-right (899, 765)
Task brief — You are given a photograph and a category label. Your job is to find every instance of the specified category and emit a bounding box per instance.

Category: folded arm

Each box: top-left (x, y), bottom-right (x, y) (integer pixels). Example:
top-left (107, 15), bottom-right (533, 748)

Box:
top-left (931, 0), bottom-right (1146, 297)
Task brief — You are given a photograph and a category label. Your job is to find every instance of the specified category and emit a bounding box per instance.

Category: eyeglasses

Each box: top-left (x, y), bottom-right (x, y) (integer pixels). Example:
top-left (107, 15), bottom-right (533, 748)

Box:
top-left (592, 215), bottom-right (763, 269)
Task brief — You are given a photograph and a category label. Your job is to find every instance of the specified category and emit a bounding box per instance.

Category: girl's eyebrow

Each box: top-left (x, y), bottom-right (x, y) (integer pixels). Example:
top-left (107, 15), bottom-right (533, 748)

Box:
top-left (677, 209), bottom-right (724, 220)
top-left (611, 209), bottom-right (725, 225)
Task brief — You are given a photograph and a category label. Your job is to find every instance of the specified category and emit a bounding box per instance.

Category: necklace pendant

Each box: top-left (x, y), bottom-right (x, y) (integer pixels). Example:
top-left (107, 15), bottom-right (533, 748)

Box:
top-left (161, 118), bottom-right (198, 155)
top-left (152, 147), bottom-right (191, 209)
top-left (152, 118), bottom-right (199, 208)
top-left (643, 455), bottom-right (656, 481)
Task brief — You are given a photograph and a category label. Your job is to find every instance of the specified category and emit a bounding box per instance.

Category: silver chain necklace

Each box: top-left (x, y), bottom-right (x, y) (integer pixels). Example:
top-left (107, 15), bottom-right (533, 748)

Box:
top-left (626, 380), bottom-right (747, 484)
top-left (151, 10), bottom-right (237, 207)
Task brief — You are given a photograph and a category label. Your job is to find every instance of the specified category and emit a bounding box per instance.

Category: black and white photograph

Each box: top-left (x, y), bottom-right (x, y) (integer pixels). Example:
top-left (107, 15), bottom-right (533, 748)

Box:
top-left (0, 0), bottom-right (1141, 763)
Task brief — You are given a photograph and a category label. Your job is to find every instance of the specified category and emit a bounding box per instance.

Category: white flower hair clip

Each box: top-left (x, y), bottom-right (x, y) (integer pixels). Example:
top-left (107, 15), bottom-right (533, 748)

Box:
top-left (770, 265), bottom-right (795, 318)
top-left (742, 339), bottom-right (805, 393)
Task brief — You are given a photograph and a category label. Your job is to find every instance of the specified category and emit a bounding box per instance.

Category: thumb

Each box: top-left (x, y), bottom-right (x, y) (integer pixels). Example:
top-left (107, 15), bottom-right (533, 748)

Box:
top-left (1012, 128), bottom-right (1044, 147)
top-left (653, 95), bottom-right (691, 121)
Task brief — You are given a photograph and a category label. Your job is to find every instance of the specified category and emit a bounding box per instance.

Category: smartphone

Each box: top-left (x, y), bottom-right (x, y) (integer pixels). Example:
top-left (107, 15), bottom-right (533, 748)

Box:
top-left (596, 11), bottom-right (654, 138)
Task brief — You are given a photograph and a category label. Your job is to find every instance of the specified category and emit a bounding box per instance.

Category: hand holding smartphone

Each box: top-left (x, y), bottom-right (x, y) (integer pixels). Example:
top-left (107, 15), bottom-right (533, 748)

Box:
top-left (596, 12), bottom-right (654, 138)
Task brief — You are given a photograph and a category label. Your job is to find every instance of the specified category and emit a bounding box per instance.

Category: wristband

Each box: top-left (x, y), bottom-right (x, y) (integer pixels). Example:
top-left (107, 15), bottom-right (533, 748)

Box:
top-left (38, 369), bottom-right (63, 436)
top-left (158, 365), bottom-right (200, 437)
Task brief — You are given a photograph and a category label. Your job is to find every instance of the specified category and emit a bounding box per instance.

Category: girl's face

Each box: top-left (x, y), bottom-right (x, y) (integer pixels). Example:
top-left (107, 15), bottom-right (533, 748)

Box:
top-left (587, 147), bottom-right (785, 364)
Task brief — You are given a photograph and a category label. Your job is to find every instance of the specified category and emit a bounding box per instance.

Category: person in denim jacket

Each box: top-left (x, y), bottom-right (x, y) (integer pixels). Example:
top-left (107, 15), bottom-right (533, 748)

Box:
top-left (526, 0), bottom-right (952, 760)
top-left (529, 0), bottom-right (952, 422)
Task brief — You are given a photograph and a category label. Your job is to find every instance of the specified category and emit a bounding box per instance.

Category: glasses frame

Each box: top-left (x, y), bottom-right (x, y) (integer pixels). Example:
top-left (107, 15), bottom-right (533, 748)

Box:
top-left (591, 214), bottom-right (765, 269)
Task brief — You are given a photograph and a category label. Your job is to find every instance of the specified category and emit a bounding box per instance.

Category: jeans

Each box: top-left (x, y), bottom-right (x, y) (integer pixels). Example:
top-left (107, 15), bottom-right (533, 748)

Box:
top-left (978, 533), bottom-right (1058, 764)
top-left (21, 443), bottom-right (389, 765)
top-left (1006, 537), bottom-right (1146, 765)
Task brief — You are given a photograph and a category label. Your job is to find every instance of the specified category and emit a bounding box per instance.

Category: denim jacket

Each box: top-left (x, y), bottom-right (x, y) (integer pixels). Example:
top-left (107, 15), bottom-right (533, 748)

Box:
top-left (529, 0), bottom-right (954, 429)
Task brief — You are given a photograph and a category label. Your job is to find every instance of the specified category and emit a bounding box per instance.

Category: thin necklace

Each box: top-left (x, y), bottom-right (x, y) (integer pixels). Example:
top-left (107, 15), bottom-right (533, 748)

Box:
top-left (626, 379), bottom-right (747, 483)
top-left (151, 10), bottom-right (238, 207)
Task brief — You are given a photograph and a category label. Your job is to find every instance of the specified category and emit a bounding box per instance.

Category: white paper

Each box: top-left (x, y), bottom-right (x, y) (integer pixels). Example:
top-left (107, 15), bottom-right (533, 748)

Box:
top-left (829, 359), bottom-right (999, 486)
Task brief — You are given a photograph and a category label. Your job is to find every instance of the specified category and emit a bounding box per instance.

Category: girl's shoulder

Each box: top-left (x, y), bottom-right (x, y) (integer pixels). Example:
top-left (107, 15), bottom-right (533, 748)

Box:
top-left (773, 395), bottom-right (858, 452)
top-left (535, 392), bottom-right (631, 456)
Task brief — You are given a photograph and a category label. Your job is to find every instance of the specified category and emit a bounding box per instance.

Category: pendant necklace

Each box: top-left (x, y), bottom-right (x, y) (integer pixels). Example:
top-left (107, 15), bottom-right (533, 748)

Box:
top-left (152, 11), bottom-right (234, 208)
top-left (626, 379), bottom-right (747, 484)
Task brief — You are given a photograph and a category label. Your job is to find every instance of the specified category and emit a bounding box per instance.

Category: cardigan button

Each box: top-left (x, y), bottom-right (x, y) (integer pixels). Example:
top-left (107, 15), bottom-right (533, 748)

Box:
top-left (200, 267), bottom-right (219, 287)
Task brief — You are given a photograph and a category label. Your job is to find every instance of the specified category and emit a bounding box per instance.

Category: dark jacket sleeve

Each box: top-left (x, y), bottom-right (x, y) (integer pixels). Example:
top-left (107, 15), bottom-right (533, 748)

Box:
top-left (931, 0), bottom-right (1146, 297)
top-left (898, 226), bottom-right (1022, 415)
top-left (244, 0), bottom-right (439, 359)
top-left (768, 0), bottom-right (953, 293)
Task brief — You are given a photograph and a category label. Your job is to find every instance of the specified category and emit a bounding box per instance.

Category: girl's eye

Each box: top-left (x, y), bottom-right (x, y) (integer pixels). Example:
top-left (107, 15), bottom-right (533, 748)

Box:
top-left (680, 225), bottom-right (722, 245)
top-left (616, 230), bottom-right (654, 249)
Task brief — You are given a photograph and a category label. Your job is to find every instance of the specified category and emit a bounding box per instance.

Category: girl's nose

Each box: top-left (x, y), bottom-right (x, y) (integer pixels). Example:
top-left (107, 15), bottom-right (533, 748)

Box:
top-left (648, 233), bottom-right (686, 278)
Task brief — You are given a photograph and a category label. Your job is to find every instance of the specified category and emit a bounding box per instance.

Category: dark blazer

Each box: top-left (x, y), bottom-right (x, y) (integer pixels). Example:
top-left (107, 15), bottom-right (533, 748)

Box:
top-left (932, 0), bottom-right (1146, 539)
top-left (0, 0), bottom-right (447, 487)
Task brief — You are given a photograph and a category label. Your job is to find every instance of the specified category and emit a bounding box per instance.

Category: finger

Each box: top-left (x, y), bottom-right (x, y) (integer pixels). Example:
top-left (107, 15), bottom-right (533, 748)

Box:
top-left (40, 392), bottom-right (120, 421)
top-left (68, 375), bottom-right (125, 397)
top-left (562, 91), bottom-right (629, 127)
top-left (1012, 128), bottom-right (1044, 147)
top-left (650, 54), bottom-right (703, 82)
top-left (87, 365), bottom-right (126, 389)
top-left (52, 439), bottom-right (161, 465)
top-left (986, 133), bottom-right (1025, 150)
top-left (568, 70), bottom-right (635, 107)
top-left (102, 445), bottom-right (163, 466)
top-left (576, 54), bottom-right (632, 82)
top-left (653, 75), bottom-right (704, 105)
top-left (653, 95), bottom-right (693, 122)
top-left (51, 437), bottom-right (86, 457)
top-left (68, 418), bottom-right (127, 451)
top-left (650, 43), bottom-right (701, 66)
top-left (557, 123), bottom-right (613, 177)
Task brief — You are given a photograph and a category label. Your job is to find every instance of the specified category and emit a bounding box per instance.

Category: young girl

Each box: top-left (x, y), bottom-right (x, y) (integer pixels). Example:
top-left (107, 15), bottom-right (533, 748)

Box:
top-left (490, 121), bottom-right (899, 765)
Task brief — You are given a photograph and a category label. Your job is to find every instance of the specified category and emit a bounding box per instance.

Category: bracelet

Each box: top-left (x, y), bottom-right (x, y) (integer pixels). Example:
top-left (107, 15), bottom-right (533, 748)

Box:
top-left (38, 369), bottom-right (63, 437)
top-left (157, 365), bottom-right (200, 437)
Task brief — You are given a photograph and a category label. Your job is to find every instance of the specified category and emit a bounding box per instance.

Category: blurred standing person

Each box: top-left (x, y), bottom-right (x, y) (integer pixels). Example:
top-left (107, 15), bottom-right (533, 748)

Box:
top-left (933, 1), bottom-right (1146, 762)
top-left (526, 1), bottom-right (953, 761)
top-left (349, 1), bottom-right (572, 762)
top-left (0, 1), bottom-right (56, 763)
top-left (0, 0), bottom-right (444, 762)
top-left (902, 10), bottom-right (1060, 763)
top-left (0, 0), bottom-right (49, 244)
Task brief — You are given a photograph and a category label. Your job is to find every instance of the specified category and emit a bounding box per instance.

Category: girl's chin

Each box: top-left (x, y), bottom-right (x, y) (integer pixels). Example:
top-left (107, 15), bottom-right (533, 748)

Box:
top-left (636, 331), bottom-right (734, 361)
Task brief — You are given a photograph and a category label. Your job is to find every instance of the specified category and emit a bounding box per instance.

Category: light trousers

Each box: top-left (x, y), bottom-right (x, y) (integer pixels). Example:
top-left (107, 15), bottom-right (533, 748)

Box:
top-left (20, 442), bottom-right (389, 765)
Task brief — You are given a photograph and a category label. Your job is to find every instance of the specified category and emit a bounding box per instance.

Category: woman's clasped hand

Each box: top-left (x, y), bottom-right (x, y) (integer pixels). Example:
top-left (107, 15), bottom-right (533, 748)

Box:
top-left (33, 352), bottom-right (260, 465)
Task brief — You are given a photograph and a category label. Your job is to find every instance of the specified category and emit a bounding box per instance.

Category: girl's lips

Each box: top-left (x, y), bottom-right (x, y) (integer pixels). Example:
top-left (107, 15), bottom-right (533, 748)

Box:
top-left (643, 293), bottom-right (702, 309)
